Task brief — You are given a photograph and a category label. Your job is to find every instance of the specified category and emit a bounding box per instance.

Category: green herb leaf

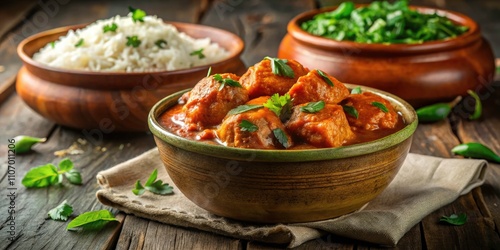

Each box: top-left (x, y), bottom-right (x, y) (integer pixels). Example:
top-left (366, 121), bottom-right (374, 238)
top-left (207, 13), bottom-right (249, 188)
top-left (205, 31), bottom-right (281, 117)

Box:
top-left (342, 105), bottom-right (359, 119)
top-left (146, 180), bottom-right (174, 195)
top-left (144, 169), bottom-right (158, 187)
top-left (451, 142), bottom-right (500, 163)
top-left (316, 70), bottom-right (334, 86)
top-left (239, 120), bottom-right (258, 132)
top-left (65, 170), bottom-right (82, 185)
top-left (58, 158), bottom-right (73, 172)
top-left (263, 93), bottom-right (293, 121)
top-left (103, 23), bottom-right (118, 33)
top-left (67, 210), bottom-right (118, 231)
top-left (129, 6), bottom-right (146, 23)
top-left (372, 101), bottom-right (389, 113)
top-left (206, 67), bottom-right (212, 77)
top-left (50, 41), bottom-right (55, 48)
top-left (155, 39), bottom-right (167, 48)
top-left (440, 213), bottom-right (467, 226)
top-left (227, 105), bottom-right (263, 116)
top-left (213, 74), bottom-right (242, 90)
top-left (132, 180), bottom-right (146, 196)
top-left (48, 200), bottom-right (73, 221)
top-left (22, 164), bottom-right (59, 188)
top-left (300, 101), bottom-right (325, 113)
top-left (264, 57), bottom-right (295, 78)
top-left (13, 135), bottom-right (46, 154)
top-left (351, 87), bottom-right (362, 94)
top-left (75, 38), bottom-right (84, 48)
top-left (273, 128), bottom-right (290, 148)
top-left (126, 36), bottom-right (141, 47)
top-left (190, 48), bottom-right (205, 59)
top-left (467, 90), bottom-right (482, 120)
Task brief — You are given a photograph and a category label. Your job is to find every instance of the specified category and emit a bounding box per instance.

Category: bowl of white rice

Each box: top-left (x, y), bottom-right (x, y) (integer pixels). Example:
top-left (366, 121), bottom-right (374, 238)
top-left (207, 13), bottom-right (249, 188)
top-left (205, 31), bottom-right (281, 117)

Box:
top-left (16, 13), bottom-right (245, 132)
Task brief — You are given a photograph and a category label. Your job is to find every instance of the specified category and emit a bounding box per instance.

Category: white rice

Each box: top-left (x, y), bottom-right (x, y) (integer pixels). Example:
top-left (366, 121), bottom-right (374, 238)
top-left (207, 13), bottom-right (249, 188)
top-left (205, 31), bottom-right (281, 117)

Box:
top-left (32, 14), bottom-right (229, 72)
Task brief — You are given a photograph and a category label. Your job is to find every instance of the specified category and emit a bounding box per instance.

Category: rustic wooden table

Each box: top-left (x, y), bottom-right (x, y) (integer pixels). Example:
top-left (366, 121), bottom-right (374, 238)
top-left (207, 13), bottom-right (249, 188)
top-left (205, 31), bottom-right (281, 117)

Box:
top-left (1, 0), bottom-right (499, 249)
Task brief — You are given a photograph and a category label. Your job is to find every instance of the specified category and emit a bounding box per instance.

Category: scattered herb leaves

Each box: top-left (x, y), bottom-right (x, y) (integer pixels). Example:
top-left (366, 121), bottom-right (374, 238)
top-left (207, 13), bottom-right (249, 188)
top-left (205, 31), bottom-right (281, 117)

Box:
top-left (239, 120), bottom-right (258, 132)
top-left (264, 57), bottom-right (295, 78)
top-left (190, 48), bottom-right (205, 59)
top-left (74, 38), bottom-right (84, 47)
top-left (129, 6), bottom-right (146, 23)
top-left (155, 39), bottom-right (167, 49)
top-left (47, 200), bottom-right (73, 221)
top-left (342, 105), bottom-right (359, 119)
top-left (372, 101), bottom-right (389, 113)
top-left (103, 23), bottom-right (118, 33)
top-left (227, 105), bottom-right (263, 116)
top-left (22, 158), bottom-right (82, 188)
top-left (316, 70), bottom-right (334, 86)
top-left (440, 213), bottom-right (467, 226)
top-left (351, 87), bottom-right (362, 94)
top-left (132, 169), bottom-right (174, 196)
top-left (126, 36), bottom-right (141, 47)
top-left (300, 101), bottom-right (325, 113)
top-left (67, 210), bottom-right (118, 231)
top-left (213, 74), bottom-right (242, 90)
top-left (273, 128), bottom-right (290, 148)
top-left (50, 41), bottom-right (55, 48)
top-left (263, 93), bottom-right (293, 122)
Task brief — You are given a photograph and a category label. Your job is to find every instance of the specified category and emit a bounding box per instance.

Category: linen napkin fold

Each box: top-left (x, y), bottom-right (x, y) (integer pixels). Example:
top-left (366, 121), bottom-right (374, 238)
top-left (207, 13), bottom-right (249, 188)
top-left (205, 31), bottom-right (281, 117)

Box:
top-left (96, 148), bottom-right (487, 247)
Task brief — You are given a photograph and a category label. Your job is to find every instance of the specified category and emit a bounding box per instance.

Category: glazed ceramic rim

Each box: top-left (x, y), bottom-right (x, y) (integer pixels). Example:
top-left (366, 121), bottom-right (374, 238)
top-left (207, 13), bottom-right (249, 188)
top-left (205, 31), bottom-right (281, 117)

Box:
top-left (288, 5), bottom-right (480, 54)
top-left (148, 84), bottom-right (418, 162)
top-left (17, 22), bottom-right (244, 87)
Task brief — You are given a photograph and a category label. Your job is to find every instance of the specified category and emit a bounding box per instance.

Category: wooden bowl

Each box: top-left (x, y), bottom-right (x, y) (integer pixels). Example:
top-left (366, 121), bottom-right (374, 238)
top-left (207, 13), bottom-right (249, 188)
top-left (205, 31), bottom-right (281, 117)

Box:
top-left (149, 84), bottom-right (418, 223)
top-left (16, 22), bottom-right (246, 132)
top-left (278, 6), bottom-right (496, 107)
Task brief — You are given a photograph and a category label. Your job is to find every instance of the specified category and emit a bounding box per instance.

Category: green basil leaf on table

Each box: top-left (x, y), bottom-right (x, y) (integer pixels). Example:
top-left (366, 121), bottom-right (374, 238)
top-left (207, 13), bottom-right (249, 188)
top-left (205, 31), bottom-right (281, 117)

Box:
top-left (133, 169), bottom-right (174, 196)
top-left (47, 200), bottom-right (73, 221)
top-left (67, 210), bottom-right (118, 231)
top-left (440, 213), bottom-right (467, 226)
top-left (22, 164), bottom-right (59, 188)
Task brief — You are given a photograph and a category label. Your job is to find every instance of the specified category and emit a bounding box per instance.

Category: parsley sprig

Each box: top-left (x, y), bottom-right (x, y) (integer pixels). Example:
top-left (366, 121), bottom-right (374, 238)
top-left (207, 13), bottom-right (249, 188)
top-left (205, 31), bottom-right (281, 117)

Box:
top-left (133, 169), bottom-right (174, 196)
top-left (213, 74), bottom-right (242, 90)
top-left (263, 93), bottom-right (293, 122)
top-left (264, 57), bottom-right (295, 78)
top-left (129, 6), bottom-right (146, 23)
top-left (47, 200), bottom-right (73, 221)
top-left (22, 158), bottom-right (82, 188)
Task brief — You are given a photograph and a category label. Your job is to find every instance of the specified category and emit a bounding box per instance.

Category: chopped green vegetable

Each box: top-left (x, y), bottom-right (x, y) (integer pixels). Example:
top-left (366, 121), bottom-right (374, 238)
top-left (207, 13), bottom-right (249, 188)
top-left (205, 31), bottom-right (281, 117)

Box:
top-left (190, 48), bottom-right (205, 59)
top-left (155, 39), bottom-right (167, 48)
top-left (126, 36), bottom-right (141, 47)
top-left (342, 105), bottom-right (359, 119)
top-left (103, 23), bottom-right (118, 33)
top-left (372, 101), bottom-right (389, 113)
top-left (273, 128), bottom-right (290, 148)
top-left (227, 105), bottom-right (263, 116)
top-left (451, 142), bottom-right (500, 163)
top-left (206, 67), bottom-right (212, 77)
top-left (300, 101), bottom-right (325, 113)
top-left (74, 38), bottom-right (84, 47)
top-left (264, 57), bottom-right (295, 78)
top-left (239, 120), bottom-right (258, 132)
top-left (129, 6), bottom-right (146, 23)
top-left (316, 70), bottom-right (334, 86)
top-left (12, 135), bottom-right (46, 154)
top-left (351, 87), bottom-right (362, 94)
top-left (22, 158), bottom-right (82, 188)
top-left (48, 200), bottom-right (73, 221)
top-left (213, 74), bottom-right (242, 90)
top-left (301, 0), bottom-right (469, 44)
top-left (440, 213), bottom-right (467, 226)
top-left (466, 90), bottom-right (482, 120)
top-left (133, 169), bottom-right (173, 196)
top-left (50, 41), bottom-right (55, 48)
top-left (67, 210), bottom-right (118, 231)
top-left (263, 93), bottom-right (293, 122)
top-left (416, 103), bottom-right (451, 122)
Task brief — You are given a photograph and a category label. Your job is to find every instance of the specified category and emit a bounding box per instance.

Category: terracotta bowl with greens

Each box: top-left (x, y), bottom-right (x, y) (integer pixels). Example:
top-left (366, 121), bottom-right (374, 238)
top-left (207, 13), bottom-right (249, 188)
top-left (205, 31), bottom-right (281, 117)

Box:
top-left (148, 84), bottom-right (418, 223)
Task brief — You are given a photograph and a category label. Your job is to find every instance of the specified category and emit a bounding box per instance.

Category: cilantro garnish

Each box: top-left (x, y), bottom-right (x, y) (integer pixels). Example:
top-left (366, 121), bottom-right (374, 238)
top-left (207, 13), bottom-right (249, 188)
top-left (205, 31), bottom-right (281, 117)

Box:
top-left (132, 169), bottom-right (173, 196)
top-left (190, 48), bottom-right (206, 59)
top-left (155, 39), bottom-right (167, 48)
top-left (300, 101), bottom-right (325, 113)
top-left (227, 105), bottom-right (263, 116)
top-left (263, 93), bottom-right (293, 122)
top-left (316, 69), bottom-right (334, 86)
top-left (126, 36), bottom-right (141, 47)
top-left (264, 57), bottom-right (295, 78)
top-left (50, 41), bottom-right (56, 48)
top-left (129, 6), bottom-right (146, 23)
top-left (372, 101), bottom-right (389, 113)
top-left (213, 74), bottom-right (242, 90)
top-left (74, 38), bottom-right (84, 47)
top-left (351, 87), bottom-right (362, 94)
top-left (103, 23), bottom-right (118, 33)
top-left (342, 105), bottom-right (359, 119)
top-left (273, 128), bottom-right (290, 148)
top-left (22, 158), bottom-right (82, 188)
top-left (239, 120), bottom-right (258, 132)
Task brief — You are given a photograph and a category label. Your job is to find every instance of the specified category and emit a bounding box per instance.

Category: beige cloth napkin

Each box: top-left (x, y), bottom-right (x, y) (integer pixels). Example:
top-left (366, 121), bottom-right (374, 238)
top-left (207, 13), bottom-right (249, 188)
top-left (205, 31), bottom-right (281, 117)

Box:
top-left (96, 148), bottom-right (487, 247)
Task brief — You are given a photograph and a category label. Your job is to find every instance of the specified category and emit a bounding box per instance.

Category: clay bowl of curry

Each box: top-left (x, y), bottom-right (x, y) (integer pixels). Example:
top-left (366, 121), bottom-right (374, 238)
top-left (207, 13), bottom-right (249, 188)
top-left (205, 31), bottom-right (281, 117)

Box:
top-left (278, 3), bottom-right (495, 107)
top-left (16, 21), bottom-right (245, 132)
top-left (149, 58), bottom-right (418, 223)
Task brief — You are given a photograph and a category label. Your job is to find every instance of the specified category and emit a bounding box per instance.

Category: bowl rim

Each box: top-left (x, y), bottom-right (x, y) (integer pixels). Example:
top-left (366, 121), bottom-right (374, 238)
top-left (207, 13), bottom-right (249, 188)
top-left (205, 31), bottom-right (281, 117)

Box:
top-left (17, 21), bottom-right (244, 77)
top-left (287, 4), bottom-right (481, 54)
top-left (148, 83), bottom-right (418, 162)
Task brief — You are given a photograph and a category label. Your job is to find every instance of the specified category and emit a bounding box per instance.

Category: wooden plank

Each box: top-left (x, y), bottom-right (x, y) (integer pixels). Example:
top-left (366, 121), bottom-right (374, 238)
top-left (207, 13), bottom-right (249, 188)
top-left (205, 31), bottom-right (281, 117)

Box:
top-left (0, 0), bottom-right (38, 40)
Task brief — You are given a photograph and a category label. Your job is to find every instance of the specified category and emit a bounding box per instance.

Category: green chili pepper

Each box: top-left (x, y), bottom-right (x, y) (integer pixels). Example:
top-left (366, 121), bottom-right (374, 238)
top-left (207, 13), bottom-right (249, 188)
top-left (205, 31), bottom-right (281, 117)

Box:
top-left (451, 142), bottom-right (500, 163)
top-left (13, 135), bottom-right (47, 154)
top-left (466, 90), bottom-right (482, 120)
top-left (416, 96), bottom-right (461, 123)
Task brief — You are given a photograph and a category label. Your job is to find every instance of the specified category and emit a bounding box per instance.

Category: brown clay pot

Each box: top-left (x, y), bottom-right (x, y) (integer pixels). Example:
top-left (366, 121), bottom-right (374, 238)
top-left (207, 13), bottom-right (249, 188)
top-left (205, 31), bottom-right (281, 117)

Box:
top-left (149, 84), bottom-right (418, 223)
top-left (278, 6), bottom-right (496, 107)
top-left (16, 22), bottom-right (246, 132)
